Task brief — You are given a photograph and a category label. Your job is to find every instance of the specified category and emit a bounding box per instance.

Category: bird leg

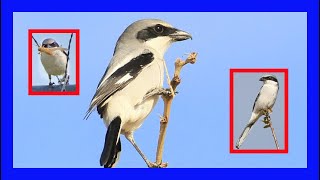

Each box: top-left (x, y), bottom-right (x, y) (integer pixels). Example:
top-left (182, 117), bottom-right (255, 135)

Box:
top-left (48, 75), bottom-right (55, 86)
top-left (262, 109), bottom-right (271, 128)
top-left (56, 73), bottom-right (70, 87)
top-left (125, 133), bottom-right (164, 168)
top-left (55, 76), bottom-right (62, 85)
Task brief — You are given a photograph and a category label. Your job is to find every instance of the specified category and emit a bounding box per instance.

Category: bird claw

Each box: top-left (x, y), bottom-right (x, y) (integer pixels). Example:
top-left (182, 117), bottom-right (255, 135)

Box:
top-left (162, 88), bottom-right (178, 97)
top-left (262, 116), bottom-right (271, 128)
top-left (143, 88), bottom-right (178, 101)
top-left (49, 82), bottom-right (55, 86)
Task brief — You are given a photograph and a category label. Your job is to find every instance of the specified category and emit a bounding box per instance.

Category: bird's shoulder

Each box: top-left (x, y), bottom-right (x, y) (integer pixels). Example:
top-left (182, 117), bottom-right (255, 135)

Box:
top-left (85, 48), bottom-right (156, 119)
top-left (97, 47), bottom-right (159, 88)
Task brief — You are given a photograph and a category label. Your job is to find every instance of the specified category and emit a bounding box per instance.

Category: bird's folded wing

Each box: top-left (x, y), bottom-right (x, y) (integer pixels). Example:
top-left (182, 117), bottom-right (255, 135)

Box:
top-left (84, 51), bottom-right (154, 119)
top-left (252, 92), bottom-right (260, 111)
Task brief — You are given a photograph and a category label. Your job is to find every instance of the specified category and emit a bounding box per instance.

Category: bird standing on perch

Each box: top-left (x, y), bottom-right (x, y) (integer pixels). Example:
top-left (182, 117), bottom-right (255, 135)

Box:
top-left (236, 75), bottom-right (279, 149)
top-left (85, 19), bottom-right (191, 168)
top-left (40, 38), bottom-right (69, 86)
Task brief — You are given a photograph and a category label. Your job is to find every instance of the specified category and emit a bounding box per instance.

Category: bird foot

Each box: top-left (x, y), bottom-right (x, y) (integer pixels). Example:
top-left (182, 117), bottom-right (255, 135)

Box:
top-left (49, 82), bottom-right (55, 86)
top-left (147, 161), bottom-right (168, 168)
top-left (262, 116), bottom-right (271, 128)
top-left (143, 88), bottom-right (178, 101)
top-left (161, 88), bottom-right (178, 97)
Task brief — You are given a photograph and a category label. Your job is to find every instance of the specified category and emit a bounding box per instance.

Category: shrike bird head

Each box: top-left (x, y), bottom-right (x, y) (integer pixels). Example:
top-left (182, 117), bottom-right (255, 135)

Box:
top-left (42, 38), bottom-right (59, 48)
top-left (260, 75), bottom-right (278, 85)
top-left (114, 19), bottom-right (192, 56)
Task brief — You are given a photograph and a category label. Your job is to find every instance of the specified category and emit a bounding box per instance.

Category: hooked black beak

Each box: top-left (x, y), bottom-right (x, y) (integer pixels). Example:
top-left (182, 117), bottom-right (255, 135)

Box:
top-left (259, 77), bottom-right (265, 81)
top-left (169, 29), bottom-right (192, 41)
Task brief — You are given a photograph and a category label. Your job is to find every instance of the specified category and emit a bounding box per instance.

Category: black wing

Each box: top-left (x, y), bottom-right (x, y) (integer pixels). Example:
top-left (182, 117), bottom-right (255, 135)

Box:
top-left (252, 85), bottom-right (265, 111)
top-left (252, 92), bottom-right (260, 111)
top-left (84, 51), bottom-right (154, 119)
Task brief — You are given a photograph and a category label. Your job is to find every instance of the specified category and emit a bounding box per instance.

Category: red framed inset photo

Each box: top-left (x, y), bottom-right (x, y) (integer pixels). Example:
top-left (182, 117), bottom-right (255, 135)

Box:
top-left (230, 68), bottom-right (288, 153)
top-left (28, 29), bottom-right (80, 95)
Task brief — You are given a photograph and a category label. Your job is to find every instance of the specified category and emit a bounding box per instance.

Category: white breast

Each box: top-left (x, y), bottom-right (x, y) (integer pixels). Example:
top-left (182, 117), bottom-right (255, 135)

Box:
top-left (254, 83), bottom-right (279, 112)
top-left (103, 57), bottom-right (164, 133)
top-left (40, 49), bottom-right (67, 76)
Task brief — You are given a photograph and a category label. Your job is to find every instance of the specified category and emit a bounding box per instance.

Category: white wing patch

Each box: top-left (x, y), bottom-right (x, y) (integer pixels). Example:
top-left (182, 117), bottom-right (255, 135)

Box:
top-left (115, 74), bottom-right (133, 84)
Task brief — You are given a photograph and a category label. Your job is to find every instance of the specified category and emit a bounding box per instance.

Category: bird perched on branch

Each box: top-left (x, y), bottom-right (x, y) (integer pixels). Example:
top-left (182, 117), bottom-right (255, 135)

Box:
top-left (40, 38), bottom-right (69, 86)
top-left (236, 75), bottom-right (279, 149)
top-left (85, 19), bottom-right (192, 168)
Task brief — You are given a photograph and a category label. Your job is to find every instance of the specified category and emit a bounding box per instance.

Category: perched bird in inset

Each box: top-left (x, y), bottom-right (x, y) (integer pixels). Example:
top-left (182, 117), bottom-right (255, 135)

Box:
top-left (236, 75), bottom-right (279, 149)
top-left (85, 19), bottom-right (192, 168)
top-left (40, 38), bottom-right (69, 86)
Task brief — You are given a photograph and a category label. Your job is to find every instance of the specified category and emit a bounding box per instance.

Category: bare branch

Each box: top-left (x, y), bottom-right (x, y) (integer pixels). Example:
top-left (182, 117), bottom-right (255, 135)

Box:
top-left (154, 52), bottom-right (197, 167)
top-left (32, 35), bottom-right (40, 47)
top-left (263, 111), bottom-right (280, 149)
top-left (61, 33), bottom-right (74, 92)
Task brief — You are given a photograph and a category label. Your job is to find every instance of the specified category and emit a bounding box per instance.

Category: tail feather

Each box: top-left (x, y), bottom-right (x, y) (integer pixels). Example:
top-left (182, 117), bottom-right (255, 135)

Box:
top-left (104, 138), bottom-right (121, 168)
top-left (236, 123), bottom-right (253, 149)
top-left (236, 112), bottom-right (260, 149)
top-left (100, 116), bottom-right (121, 168)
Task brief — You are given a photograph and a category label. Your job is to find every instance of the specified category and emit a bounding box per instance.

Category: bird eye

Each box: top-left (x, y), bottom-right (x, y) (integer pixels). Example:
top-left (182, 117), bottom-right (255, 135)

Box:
top-left (50, 42), bottom-right (58, 47)
top-left (154, 25), bottom-right (164, 34)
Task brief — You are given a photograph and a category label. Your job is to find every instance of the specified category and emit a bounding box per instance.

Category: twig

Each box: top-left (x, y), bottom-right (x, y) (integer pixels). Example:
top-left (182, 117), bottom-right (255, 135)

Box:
top-left (269, 122), bottom-right (279, 149)
top-left (33, 35), bottom-right (67, 54)
top-left (154, 52), bottom-right (197, 167)
top-left (262, 111), bottom-right (279, 149)
top-left (32, 35), bottom-right (40, 47)
top-left (163, 60), bottom-right (175, 98)
top-left (38, 47), bottom-right (54, 55)
top-left (61, 33), bottom-right (74, 92)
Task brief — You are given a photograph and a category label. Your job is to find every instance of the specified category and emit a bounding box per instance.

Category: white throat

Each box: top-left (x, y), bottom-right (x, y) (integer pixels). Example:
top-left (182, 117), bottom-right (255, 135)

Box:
top-left (145, 36), bottom-right (172, 58)
top-left (264, 80), bottom-right (278, 86)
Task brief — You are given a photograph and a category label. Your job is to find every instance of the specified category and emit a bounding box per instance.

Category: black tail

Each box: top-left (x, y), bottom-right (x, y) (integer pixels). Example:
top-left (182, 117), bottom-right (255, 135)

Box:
top-left (100, 116), bottom-right (122, 168)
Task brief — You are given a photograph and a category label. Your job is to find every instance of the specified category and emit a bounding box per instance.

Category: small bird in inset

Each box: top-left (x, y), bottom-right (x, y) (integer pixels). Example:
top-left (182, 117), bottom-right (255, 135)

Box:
top-left (40, 38), bottom-right (69, 86)
top-left (85, 19), bottom-right (192, 168)
top-left (236, 75), bottom-right (279, 149)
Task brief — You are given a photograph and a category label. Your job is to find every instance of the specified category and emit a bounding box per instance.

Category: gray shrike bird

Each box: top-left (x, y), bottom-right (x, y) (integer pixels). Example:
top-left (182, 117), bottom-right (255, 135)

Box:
top-left (236, 75), bottom-right (279, 149)
top-left (40, 38), bottom-right (69, 86)
top-left (85, 19), bottom-right (192, 168)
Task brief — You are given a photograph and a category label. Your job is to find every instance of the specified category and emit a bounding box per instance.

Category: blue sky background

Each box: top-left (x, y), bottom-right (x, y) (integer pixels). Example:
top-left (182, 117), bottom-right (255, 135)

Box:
top-left (13, 12), bottom-right (307, 168)
top-left (32, 33), bottom-right (76, 85)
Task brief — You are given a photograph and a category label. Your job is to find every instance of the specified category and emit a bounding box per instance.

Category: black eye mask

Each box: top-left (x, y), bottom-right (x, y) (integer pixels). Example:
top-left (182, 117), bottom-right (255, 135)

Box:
top-left (42, 41), bottom-right (59, 48)
top-left (136, 24), bottom-right (177, 41)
